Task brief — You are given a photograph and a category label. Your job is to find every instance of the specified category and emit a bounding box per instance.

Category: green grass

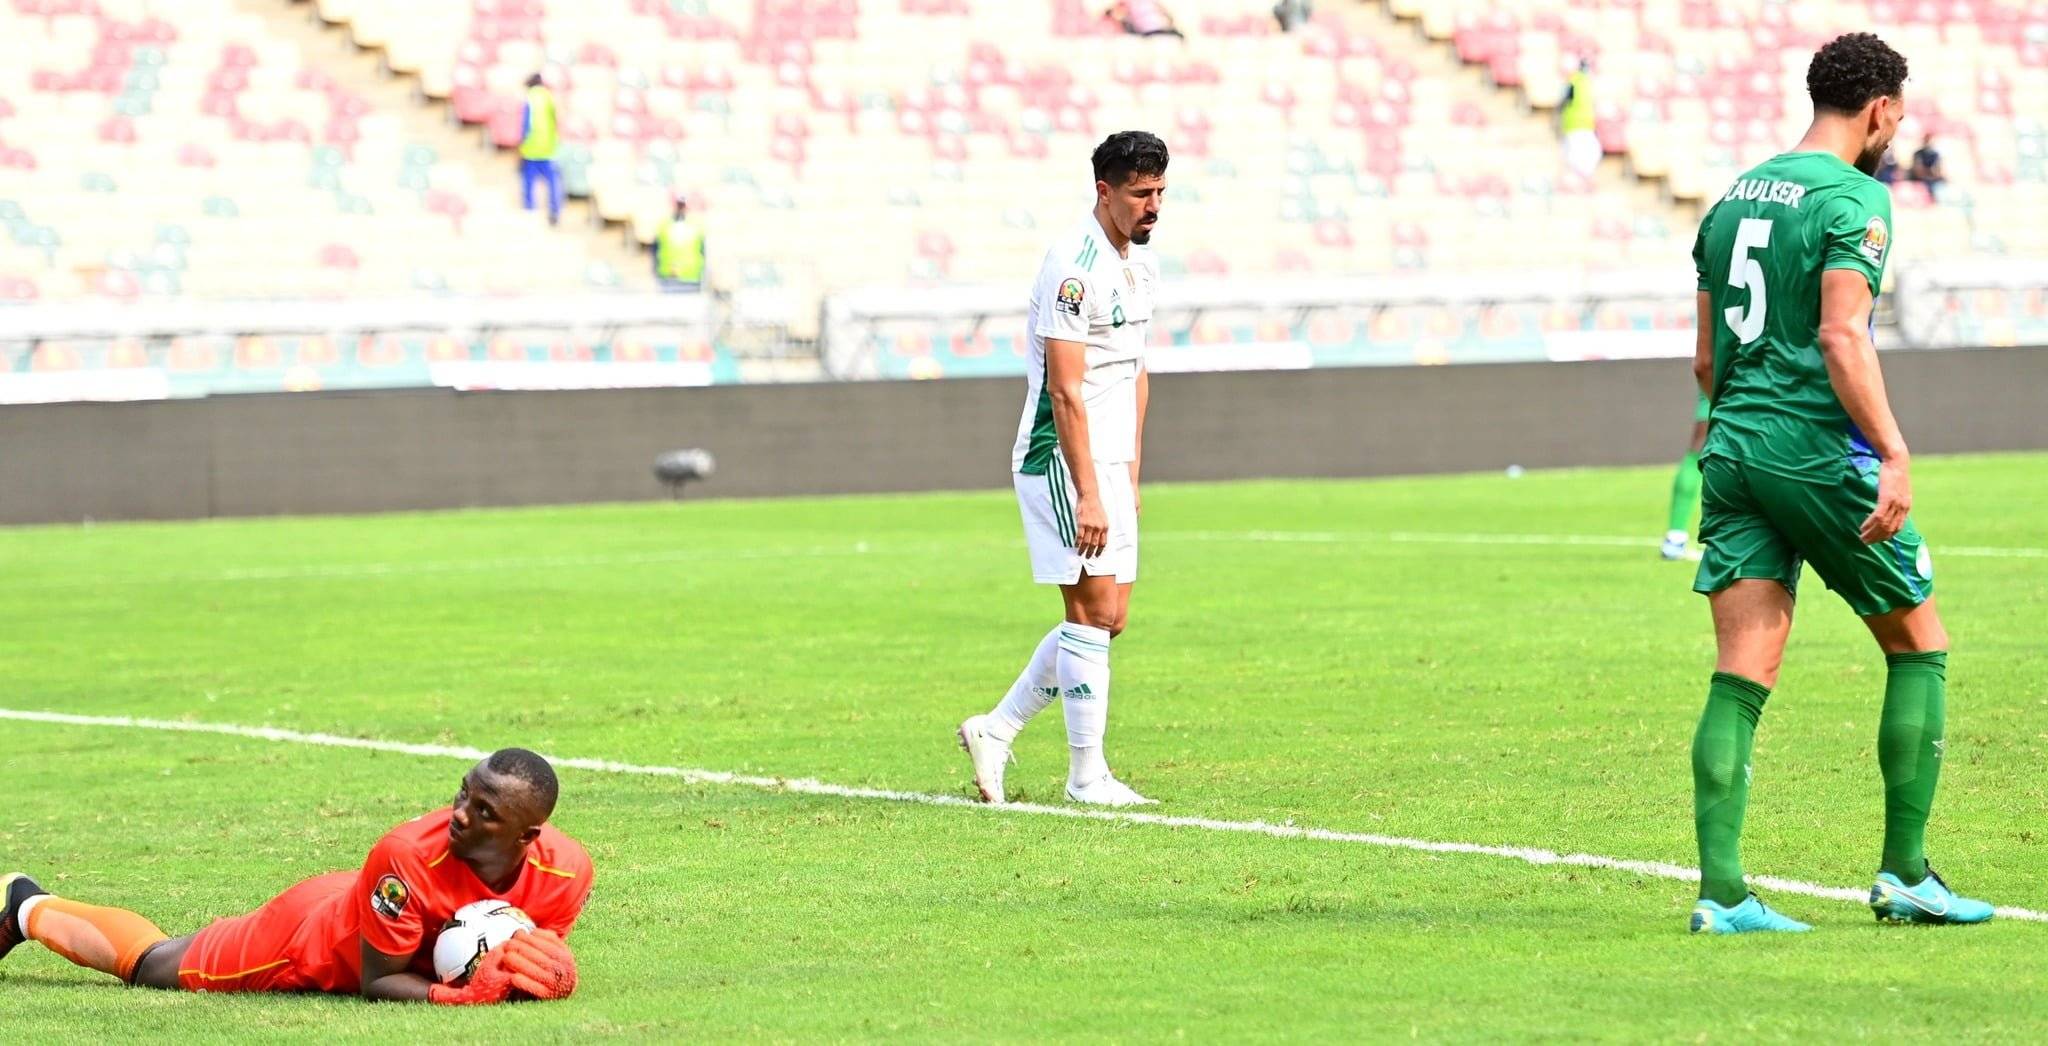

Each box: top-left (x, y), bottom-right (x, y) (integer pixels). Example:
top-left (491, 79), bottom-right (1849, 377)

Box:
top-left (3, 454), bottom-right (2046, 1041)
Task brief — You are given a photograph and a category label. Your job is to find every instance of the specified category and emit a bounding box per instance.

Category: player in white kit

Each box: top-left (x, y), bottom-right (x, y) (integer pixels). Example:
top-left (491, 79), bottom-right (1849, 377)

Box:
top-left (958, 131), bottom-right (1168, 808)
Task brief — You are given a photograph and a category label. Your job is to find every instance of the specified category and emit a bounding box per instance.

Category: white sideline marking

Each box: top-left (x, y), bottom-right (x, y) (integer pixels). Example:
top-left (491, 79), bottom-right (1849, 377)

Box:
top-left (14, 531), bottom-right (2045, 589)
top-left (1161, 530), bottom-right (2048, 558)
top-left (5, 707), bottom-right (2041, 924)
top-left (11, 543), bottom-right (904, 589)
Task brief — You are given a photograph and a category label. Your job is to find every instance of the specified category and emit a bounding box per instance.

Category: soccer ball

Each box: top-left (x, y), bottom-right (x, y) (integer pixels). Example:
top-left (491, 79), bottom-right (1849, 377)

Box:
top-left (433, 900), bottom-right (537, 983)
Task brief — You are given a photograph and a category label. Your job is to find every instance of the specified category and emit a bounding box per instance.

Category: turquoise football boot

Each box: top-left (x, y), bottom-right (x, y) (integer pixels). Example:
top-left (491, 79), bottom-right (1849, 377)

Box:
top-left (1690, 893), bottom-right (1813, 934)
top-left (1870, 866), bottom-right (1994, 925)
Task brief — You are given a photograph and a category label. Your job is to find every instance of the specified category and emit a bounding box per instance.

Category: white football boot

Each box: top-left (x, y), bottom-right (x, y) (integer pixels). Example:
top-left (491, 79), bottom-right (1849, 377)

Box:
top-left (1065, 773), bottom-right (1157, 807)
top-left (957, 714), bottom-right (1012, 804)
top-left (1660, 529), bottom-right (1691, 561)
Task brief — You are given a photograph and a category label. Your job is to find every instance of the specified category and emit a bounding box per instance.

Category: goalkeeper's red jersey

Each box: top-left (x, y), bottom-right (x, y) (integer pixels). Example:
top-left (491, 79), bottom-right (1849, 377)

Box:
top-left (177, 808), bottom-right (592, 994)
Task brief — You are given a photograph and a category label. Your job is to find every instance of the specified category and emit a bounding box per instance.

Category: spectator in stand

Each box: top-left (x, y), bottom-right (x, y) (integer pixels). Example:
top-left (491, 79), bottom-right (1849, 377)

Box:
top-left (1272, 0), bottom-right (1312, 32)
top-left (1875, 146), bottom-right (1900, 184)
top-left (519, 73), bottom-right (562, 226)
top-left (1107, 0), bottom-right (1184, 39)
top-left (1908, 134), bottom-right (1945, 192)
top-left (652, 198), bottom-right (706, 293)
top-left (1559, 58), bottom-right (1601, 177)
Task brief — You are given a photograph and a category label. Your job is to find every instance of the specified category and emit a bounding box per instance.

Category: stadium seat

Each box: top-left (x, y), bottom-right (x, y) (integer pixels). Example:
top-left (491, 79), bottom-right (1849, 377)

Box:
top-left (0, 0), bottom-right (621, 302)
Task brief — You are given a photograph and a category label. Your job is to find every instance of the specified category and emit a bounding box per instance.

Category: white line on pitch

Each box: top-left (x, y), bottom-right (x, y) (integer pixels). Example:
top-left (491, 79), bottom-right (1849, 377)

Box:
top-left (1157, 530), bottom-right (2048, 558)
top-left (12, 530), bottom-right (2045, 589)
top-left (6, 542), bottom-right (912, 588)
top-left (4, 707), bottom-right (2041, 924)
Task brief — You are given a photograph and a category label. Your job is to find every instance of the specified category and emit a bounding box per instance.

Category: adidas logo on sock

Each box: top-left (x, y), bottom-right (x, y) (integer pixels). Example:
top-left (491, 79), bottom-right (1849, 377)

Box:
top-left (1063, 684), bottom-right (1096, 701)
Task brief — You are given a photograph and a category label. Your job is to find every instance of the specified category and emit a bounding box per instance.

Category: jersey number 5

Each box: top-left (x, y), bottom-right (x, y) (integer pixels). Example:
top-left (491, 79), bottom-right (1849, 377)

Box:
top-left (1723, 218), bottom-right (1772, 343)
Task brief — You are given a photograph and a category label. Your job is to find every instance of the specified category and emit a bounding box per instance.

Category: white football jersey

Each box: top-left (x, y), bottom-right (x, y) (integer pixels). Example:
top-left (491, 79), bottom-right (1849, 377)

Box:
top-left (1010, 213), bottom-right (1156, 473)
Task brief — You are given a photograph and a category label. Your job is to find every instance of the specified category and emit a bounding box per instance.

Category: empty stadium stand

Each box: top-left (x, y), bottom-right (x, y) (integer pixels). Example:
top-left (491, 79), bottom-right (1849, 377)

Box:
top-left (0, 0), bottom-right (633, 302)
top-left (291, 0), bottom-right (1704, 356)
top-left (1395, 0), bottom-right (2048, 263)
top-left (2, 1), bottom-right (2042, 395)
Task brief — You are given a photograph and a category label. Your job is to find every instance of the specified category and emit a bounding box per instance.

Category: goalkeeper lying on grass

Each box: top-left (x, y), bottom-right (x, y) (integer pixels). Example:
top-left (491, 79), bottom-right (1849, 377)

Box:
top-left (2, 748), bottom-right (588, 1005)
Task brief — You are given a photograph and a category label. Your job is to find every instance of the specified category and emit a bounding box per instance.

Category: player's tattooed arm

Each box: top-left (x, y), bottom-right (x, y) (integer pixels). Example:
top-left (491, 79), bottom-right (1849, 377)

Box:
top-left (1817, 268), bottom-right (1911, 543)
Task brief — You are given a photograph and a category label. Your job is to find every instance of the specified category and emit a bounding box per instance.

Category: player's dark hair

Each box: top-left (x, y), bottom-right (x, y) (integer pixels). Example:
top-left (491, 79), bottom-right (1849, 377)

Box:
top-left (486, 747), bottom-right (559, 818)
top-left (1091, 131), bottom-right (1169, 188)
top-left (1806, 33), bottom-right (1907, 115)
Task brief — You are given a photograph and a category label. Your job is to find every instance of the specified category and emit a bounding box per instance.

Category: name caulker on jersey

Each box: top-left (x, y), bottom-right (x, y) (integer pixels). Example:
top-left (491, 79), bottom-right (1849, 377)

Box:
top-left (1722, 178), bottom-right (1808, 209)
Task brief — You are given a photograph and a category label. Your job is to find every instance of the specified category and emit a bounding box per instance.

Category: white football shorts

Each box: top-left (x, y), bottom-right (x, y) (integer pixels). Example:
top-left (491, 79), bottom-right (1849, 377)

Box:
top-left (1014, 458), bottom-right (1138, 585)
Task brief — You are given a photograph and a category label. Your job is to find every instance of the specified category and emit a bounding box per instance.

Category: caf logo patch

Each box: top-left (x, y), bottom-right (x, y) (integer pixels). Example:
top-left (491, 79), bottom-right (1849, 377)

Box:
top-left (1859, 216), bottom-right (1889, 264)
top-left (371, 874), bottom-right (410, 919)
top-left (1055, 278), bottom-right (1084, 316)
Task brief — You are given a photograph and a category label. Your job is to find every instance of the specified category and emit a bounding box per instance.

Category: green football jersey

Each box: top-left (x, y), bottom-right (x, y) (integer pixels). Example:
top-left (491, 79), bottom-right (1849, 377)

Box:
top-left (1694, 151), bottom-right (1893, 479)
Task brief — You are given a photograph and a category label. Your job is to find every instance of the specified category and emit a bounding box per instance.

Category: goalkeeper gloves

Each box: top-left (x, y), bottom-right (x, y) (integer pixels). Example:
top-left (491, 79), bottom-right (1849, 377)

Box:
top-left (500, 929), bottom-right (578, 1000)
top-left (426, 947), bottom-right (516, 1005)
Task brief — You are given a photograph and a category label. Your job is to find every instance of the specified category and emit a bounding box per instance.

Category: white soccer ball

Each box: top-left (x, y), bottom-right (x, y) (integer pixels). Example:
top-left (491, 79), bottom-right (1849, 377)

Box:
top-left (433, 900), bottom-right (537, 983)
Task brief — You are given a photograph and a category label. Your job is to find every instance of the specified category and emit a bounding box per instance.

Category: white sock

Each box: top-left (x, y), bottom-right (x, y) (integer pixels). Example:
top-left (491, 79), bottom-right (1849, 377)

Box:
top-left (1056, 622), bottom-right (1112, 786)
top-left (18, 893), bottom-right (49, 933)
top-left (987, 625), bottom-right (1062, 743)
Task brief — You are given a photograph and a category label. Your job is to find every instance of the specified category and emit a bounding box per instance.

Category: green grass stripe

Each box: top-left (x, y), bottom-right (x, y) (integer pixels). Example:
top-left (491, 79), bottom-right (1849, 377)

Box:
top-left (3, 453), bottom-right (2046, 1039)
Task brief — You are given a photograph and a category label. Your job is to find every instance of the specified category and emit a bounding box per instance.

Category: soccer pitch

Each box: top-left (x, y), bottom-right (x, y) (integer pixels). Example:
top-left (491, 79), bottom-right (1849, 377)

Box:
top-left (3, 454), bottom-right (2045, 1040)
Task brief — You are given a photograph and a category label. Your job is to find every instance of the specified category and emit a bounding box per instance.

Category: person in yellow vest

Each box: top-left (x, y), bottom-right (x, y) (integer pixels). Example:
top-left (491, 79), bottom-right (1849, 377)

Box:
top-left (653, 198), bottom-right (706, 292)
top-left (520, 73), bottom-right (562, 225)
top-left (1559, 58), bottom-right (1601, 178)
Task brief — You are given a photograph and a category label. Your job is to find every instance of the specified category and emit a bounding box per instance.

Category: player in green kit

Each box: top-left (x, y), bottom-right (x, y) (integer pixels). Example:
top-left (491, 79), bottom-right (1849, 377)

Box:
top-left (1684, 33), bottom-right (1994, 934)
top-left (1659, 393), bottom-right (1711, 562)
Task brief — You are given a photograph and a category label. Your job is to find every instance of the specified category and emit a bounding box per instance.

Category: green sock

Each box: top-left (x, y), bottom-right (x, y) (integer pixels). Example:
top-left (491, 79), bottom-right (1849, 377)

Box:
top-left (1878, 650), bottom-right (1948, 882)
top-left (1667, 452), bottom-right (1702, 534)
top-left (1693, 671), bottom-right (1770, 906)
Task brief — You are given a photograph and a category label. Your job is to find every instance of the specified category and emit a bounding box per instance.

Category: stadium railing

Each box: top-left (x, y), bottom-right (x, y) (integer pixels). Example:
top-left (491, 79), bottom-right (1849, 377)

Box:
top-left (825, 268), bottom-right (1692, 380)
top-left (4, 263), bottom-right (2042, 403)
top-left (0, 293), bottom-right (725, 403)
top-left (1893, 259), bottom-right (2048, 350)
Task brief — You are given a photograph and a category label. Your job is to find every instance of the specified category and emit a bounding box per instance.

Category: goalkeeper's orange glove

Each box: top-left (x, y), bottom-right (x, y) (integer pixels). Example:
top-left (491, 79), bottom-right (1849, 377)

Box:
top-left (499, 929), bottom-right (578, 1000)
top-left (426, 947), bottom-right (516, 1005)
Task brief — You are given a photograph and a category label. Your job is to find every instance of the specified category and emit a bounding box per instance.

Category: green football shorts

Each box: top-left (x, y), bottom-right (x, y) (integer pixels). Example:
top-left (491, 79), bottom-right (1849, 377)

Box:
top-left (1692, 454), bottom-right (1933, 616)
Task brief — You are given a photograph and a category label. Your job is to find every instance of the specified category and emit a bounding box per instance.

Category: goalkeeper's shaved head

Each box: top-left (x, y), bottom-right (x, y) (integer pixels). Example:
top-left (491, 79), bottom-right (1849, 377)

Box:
top-left (485, 747), bottom-right (559, 820)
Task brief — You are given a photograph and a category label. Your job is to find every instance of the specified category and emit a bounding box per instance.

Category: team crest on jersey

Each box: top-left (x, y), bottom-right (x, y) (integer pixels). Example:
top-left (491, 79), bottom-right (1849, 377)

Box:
top-left (1860, 216), bottom-right (1889, 264)
top-left (371, 874), bottom-right (411, 919)
top-left (1056, 278), bottom-right (1084, 316)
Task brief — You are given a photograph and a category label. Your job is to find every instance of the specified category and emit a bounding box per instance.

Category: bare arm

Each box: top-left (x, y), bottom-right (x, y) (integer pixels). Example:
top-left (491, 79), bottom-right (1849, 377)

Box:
top-left (1047, 338), bottom-right (1107, 558)
top-left (1129, 363), bottom-right (1148, 505)
top-left (1817, 268), bottom-right (1911, 543)
top-left (1692, 290), bottom-right (1714, 398)
top-left (360, 939), bottom-right (434, 1002)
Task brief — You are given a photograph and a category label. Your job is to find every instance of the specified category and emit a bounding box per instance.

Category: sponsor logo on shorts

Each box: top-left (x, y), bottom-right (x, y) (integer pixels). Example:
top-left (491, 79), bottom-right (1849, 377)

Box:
top-left (1860, 216), bottom-right (1889, 264)
top-left (1056, 278), bottom-right (1084, 316)
top-left (1916, 545), bottom-right (1933, 580)
top-left (371, 874), bottom-right (410, 919)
